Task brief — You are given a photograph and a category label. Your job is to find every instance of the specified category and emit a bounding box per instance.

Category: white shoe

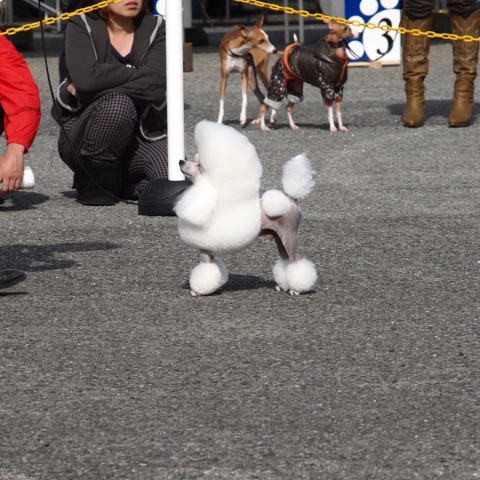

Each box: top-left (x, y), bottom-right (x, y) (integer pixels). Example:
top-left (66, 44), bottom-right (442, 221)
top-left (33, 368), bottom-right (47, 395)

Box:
top-left (0, 166), bottom-right (35, 190)
top-left (21, 166), bottom-right (35, 189)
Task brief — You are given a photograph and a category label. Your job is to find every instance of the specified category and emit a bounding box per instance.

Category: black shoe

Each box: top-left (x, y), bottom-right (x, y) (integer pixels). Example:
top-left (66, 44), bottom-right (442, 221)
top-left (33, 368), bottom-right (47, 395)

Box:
top-left (0, 269), bottom-right (27, 289)
top-left (77, 188), bottom-right (117, 206)
top-left (138, 179), bottom-right (192, 216)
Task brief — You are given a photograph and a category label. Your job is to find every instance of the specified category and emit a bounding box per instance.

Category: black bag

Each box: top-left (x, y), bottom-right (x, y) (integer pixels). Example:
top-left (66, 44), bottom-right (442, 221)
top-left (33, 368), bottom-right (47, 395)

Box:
top-left (138, 179), bottom-right (192, 216)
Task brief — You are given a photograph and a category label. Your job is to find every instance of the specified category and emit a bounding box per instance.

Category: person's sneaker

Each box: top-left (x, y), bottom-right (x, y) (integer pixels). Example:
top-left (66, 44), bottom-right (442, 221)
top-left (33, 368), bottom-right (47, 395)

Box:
top-left (77, 188), bottom-right (117, 206)
top-left (22, 166), bottom-right (35, 189)
top-left (0, 269), bottom-right (27, 289)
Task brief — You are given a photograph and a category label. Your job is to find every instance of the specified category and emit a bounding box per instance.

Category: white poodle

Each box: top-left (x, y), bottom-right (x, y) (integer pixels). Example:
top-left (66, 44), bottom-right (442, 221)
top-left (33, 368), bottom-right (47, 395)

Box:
top-left (174, 120), bottom-right (317, 296)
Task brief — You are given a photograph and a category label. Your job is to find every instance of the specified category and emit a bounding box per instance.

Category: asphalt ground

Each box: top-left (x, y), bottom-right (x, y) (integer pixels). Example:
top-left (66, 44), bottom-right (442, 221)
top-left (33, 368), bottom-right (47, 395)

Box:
top-left (1, 34), bottom-right (479, 479)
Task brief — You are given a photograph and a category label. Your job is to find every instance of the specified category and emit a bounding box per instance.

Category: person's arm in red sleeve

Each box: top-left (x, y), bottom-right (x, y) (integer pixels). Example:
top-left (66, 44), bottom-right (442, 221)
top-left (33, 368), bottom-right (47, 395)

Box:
top-left (0, 35), bottom-right (41, 194)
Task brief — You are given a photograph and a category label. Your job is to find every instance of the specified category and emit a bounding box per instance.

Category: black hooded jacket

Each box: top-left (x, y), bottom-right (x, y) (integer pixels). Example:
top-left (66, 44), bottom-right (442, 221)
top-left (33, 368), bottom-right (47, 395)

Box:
top-left (288, 38), bottom-right (348, 90)
top-left (52, 11), bottom-right (166, 138)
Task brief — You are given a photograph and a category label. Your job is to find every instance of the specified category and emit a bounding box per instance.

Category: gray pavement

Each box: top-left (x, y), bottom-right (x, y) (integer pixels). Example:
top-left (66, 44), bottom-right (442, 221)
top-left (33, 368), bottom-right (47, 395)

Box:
top-left (1, 34), bottom-right (479, 479)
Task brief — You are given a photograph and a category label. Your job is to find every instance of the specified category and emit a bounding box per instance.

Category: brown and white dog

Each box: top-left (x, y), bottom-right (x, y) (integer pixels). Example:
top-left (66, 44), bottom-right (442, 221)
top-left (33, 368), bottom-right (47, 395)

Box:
top-left (218, 16), bottom-right (277, 127)
top-left (253, 21), bottom-right (358, 132)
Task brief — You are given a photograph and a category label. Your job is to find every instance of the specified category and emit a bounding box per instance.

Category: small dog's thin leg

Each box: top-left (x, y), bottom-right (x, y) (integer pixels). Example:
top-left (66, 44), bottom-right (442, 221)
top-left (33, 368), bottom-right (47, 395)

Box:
top-left (269, 108), bottom-right (277, 125)
top-left (328, 105), bottom-right (337, 132)
top-left (286, 102), bottom-right (299, 131)
top-left (336, 101), bottom-right (348, 132)
top-left (240, 73), bottom-right (249, 127)
top-left (218, 76), bottom-right (227, 124)
top-left (217, 99), bottom-right (225, 124)
top-left (252, 103), bottom-right (271, 131)
top-left (246, 55), bottom-right (265, 104)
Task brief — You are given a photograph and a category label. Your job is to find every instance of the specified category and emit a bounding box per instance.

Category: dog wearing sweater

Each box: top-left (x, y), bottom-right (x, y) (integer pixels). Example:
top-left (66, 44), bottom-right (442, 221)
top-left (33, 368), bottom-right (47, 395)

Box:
top-left (253, 20), bottom-right (358, 132)
top-left (174, 120), bottom-right (317, 296)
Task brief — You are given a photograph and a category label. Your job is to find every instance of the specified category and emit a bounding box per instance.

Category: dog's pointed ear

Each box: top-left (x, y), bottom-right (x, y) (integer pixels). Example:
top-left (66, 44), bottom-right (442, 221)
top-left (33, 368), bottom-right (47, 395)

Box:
top-left (326, 20), bottom-right (333, 29)
top-left (234, 24), bottom-right (249, 37)
top-left (255, 15), bottom-right (264, 28)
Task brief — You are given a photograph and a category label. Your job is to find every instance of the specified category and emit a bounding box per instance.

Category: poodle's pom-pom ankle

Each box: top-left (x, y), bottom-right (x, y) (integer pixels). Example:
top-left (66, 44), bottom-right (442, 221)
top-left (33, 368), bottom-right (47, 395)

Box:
top-left (273, 259), bottom-right (289, 292)
top-left (189, 258), bottom-right (229, 296)
top-left (286, 258), bottom-right (317, 294)
top-left (282, 153), bottom-right (315, 200)
top-left (262, 189), bottom-right (291, 217)
top-left (273, 258), bottom-right (317, 295)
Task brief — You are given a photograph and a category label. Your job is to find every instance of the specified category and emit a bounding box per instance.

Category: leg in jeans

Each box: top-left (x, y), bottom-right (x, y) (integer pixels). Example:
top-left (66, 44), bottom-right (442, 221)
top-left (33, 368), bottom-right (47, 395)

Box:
top-left (58, 91), bottom-right (137, 200)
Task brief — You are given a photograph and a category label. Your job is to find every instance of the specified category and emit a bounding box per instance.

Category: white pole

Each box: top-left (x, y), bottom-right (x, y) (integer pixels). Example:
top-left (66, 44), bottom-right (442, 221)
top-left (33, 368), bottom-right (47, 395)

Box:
top-left (165, 0), bottom-right (185, 180)
top-left (6, 0), bottom-right (13, 24)
top-left (183, 0), bottom-right (192, 28)
top-left (299, 0), bottom-right (304, 43)
top-left (284, 0), bottom-right (289, 45)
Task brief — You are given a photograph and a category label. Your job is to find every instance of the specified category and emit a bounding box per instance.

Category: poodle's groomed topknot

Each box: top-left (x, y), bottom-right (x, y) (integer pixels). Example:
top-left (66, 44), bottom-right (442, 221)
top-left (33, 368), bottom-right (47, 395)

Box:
top-left (193, 120), bottom-right (262, 182)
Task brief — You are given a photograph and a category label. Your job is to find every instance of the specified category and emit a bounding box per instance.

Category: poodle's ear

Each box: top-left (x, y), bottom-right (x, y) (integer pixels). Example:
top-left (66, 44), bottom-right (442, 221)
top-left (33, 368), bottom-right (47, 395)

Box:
top-left (174, 176), bottom-right (217, 227)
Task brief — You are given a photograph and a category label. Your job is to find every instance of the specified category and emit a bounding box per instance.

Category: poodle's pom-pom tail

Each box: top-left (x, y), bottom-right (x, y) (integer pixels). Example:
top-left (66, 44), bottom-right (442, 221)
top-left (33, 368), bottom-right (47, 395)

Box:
top-left (286, 259), bottom-right (317, 293)
top-left (189, 257), bottom-right (229, 296)
top-left (273, 258), bottom-right (317, 294)
top-left (273, 259), bottom-right (289, 292)
top-left (262, 189), bottom-right (291, 217)
top-left (282, 153), bottom-right (315, 200)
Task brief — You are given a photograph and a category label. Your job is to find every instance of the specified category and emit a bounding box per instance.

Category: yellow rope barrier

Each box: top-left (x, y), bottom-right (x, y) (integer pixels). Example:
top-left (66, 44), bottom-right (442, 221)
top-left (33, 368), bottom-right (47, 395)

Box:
top-left (0, 0), bottom-right (121, 37)
top-left (2, 0), bottom-right (478, 43)
top-left (233, 0), bottom-right (480, 42)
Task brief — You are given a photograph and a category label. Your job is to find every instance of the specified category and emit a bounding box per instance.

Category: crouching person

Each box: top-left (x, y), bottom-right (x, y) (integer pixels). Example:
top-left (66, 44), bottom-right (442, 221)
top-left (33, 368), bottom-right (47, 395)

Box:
top-left (0, 31), bottom-right (41, 288)
top-left (52, 0), bottom-right (169, 206)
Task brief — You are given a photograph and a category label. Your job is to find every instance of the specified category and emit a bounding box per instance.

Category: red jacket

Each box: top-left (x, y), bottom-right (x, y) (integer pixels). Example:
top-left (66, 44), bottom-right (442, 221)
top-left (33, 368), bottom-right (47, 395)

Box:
top-left (0, 35), bottom-right (41, 152)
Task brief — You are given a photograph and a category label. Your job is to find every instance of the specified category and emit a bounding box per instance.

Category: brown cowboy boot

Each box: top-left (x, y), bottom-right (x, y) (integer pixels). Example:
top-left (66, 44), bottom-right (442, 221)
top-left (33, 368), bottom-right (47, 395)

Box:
top-left (449, 10), bottom-right (480, 127)
top-left (402, 15), bottom-right (433, 127)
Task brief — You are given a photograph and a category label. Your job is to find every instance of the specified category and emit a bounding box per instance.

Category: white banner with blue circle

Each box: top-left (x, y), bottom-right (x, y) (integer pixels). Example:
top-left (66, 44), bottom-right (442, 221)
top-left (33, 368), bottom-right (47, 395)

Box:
top-left (346, 0), bottom-right (402, 64)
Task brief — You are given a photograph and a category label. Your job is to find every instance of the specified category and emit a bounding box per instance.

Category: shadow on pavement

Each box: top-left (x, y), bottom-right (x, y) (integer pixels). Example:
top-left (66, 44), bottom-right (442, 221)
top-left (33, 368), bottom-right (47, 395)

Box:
top-left (387, 99), bottom-right (480, 120)
top-left (1, 242), bottom-right (120, 272)
top-left (0, 192), bottom-right (49, 211)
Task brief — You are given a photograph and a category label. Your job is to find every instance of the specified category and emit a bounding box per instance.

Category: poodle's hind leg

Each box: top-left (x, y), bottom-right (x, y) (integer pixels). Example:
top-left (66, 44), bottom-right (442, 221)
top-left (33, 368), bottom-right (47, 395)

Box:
top-left (189, 251), bottom-right (229, 296)
top-left (285, 258), bottom-right (317, 295)
top-left (272, 258), bottom-right (317, 295)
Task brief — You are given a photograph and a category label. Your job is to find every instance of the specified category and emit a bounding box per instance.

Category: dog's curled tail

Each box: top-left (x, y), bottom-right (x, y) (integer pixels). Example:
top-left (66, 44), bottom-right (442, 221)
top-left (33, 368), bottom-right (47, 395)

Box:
top-left (281, 153), bottom-right (315, 201)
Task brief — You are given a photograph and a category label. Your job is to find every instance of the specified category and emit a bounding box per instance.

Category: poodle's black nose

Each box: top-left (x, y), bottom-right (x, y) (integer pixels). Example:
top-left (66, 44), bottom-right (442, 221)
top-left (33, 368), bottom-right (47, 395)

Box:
top-left (179, 159), bottom-right (185, 167)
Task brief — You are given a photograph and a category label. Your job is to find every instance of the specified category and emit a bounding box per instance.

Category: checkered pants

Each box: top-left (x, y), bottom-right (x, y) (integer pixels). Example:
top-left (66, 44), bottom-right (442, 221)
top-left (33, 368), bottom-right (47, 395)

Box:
top-left (58, 91), bottom-right (168, 197)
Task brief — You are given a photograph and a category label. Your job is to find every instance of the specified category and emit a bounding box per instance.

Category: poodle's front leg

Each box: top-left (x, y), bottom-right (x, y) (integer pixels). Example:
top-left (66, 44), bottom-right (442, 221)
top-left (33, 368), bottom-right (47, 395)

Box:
top-left (200, 250), bottom-right (214, 264)
top-left (189, 251), bottom-right (229, 296)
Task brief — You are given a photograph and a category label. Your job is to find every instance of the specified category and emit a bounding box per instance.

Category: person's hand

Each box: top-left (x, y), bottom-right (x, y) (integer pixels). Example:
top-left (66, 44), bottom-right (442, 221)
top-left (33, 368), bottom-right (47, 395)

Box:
top-left (0, 143), bottom-right (26, 195)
